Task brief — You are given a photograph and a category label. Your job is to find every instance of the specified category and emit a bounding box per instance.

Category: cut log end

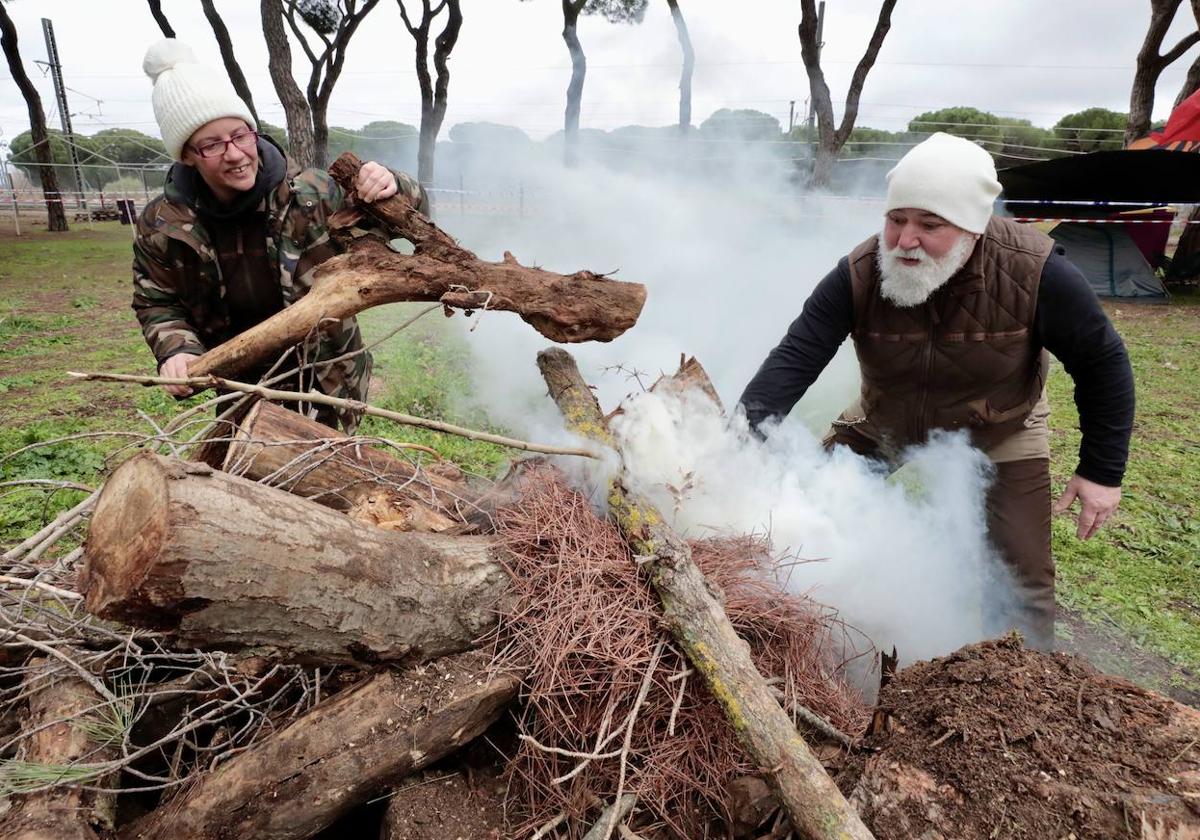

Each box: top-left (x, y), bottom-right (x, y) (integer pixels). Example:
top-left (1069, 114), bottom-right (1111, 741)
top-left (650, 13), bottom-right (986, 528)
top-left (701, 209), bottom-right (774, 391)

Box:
top-left (80, 453), bottom-right (179, 626)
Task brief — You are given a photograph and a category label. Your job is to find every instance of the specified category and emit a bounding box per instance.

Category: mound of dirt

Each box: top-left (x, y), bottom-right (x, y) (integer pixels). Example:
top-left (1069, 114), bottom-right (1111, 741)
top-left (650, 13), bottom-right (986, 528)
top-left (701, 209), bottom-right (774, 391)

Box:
top-left (843, 636), bottom-right (1200, 840)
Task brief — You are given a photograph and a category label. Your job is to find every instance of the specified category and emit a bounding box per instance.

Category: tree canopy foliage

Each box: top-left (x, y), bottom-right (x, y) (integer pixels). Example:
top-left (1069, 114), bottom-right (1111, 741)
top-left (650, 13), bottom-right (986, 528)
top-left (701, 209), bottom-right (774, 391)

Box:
top-left (11, 129), bottom-right (111, 191)
top-left (1053, 107), bottom-right (1127, 153)
top-left (582, 0), bottom-right (649, 24)
top-left (908, 107), bottom-right (1060, 163)
top-left (88, 128), bottom-right (169, 165)
top-left (328, 121), bottom-right (418, 168)
top-left (700, 108), bottom-right (782, 142)
top-left (448, 122), bottom-right (532, 146)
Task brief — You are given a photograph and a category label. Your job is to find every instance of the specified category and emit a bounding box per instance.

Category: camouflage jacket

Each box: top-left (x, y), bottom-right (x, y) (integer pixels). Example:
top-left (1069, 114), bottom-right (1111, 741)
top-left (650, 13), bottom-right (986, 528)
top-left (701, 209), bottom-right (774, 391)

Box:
top-left (132, 145), bottom-right (427, 431)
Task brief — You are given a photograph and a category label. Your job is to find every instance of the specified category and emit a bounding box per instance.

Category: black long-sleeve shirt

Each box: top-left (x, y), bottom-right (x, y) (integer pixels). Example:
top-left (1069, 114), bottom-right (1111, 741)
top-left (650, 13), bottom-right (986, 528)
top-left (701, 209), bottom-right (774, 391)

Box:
top-left (738, 248), bottom-right (1135, 486)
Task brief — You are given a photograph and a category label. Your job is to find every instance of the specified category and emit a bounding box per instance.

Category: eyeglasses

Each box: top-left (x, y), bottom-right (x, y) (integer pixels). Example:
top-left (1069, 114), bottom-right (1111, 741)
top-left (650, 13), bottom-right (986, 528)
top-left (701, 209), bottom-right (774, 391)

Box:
top-left (191, 130), bottom-right (258, 159)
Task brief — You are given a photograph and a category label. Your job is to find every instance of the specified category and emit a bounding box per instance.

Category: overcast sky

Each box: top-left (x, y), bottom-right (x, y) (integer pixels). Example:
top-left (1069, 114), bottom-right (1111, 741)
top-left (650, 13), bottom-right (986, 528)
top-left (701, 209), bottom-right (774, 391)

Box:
top-left (1, 0), bottom-right (1197, 152)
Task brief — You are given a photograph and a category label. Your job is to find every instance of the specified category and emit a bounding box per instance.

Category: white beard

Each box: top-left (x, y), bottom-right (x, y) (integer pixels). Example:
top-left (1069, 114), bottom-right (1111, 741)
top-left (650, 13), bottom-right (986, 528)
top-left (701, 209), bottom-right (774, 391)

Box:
top-left (877, 230), bottom-right (978, 308)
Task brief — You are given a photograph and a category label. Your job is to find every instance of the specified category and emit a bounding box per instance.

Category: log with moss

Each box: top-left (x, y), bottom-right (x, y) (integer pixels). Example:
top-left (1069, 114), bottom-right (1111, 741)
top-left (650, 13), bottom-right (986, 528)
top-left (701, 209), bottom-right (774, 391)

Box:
top-left (536, 347), bottom-right (875, 840)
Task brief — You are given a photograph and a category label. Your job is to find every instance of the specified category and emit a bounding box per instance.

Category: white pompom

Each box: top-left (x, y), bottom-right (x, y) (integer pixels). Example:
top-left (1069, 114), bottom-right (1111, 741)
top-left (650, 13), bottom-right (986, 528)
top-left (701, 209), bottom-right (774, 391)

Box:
top-left (142, 39), bottom-right (197, 82)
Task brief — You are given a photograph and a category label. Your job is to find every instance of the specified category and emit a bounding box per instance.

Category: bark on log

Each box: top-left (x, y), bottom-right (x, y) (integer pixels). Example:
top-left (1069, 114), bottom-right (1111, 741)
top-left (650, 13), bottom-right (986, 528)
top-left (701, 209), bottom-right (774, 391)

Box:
top-left (222, 400), bottom-right (490, 531)
top-left (536, 347), bottom-right (874, 840)
top-left (79, 452), bottom-right (509, 666)
top-left (1, 656), bottom-right (116, 840)
top-left (123, 652), bottom-right (519, 840)
top-left (186, 152), bottom-right (645, 381)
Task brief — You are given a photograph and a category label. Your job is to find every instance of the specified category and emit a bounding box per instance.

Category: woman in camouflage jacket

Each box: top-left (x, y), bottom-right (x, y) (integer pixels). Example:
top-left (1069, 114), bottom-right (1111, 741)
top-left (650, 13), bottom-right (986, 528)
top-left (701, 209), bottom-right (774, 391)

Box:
top-left (132, 39), bottom-right (427, 431)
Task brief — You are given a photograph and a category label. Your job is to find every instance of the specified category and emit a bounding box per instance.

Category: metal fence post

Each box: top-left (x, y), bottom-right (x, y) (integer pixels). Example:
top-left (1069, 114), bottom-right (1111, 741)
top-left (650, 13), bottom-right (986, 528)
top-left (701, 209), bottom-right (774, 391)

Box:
top-left (3, 161), bottom-right (18, 236)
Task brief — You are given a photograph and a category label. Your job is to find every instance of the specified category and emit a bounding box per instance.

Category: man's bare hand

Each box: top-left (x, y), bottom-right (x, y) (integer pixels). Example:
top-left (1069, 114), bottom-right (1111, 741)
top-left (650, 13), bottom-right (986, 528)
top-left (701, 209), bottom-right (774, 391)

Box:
top-left (1053, 473), bottom-right (1121, 540)
top-left (355, 161), bottom-right (398, 203)
top-left (159, 353), bottom-right (199, 397)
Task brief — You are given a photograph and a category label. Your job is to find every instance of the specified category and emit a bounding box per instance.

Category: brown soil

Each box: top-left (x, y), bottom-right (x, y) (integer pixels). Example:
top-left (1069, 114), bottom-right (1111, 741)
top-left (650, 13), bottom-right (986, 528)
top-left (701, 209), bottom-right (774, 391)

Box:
top-left (841, 636), bottom-right (1200, 839)
top-left (376, 767), bottom-right (507, 839)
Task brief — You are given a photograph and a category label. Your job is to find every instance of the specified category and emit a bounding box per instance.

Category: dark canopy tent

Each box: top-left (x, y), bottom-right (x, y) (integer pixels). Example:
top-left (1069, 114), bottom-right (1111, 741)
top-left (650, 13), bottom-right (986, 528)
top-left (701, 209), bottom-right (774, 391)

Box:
top-left (994, 150), bottom-right (1200, 300)
top-left (997, 149), bottom-right (1200, 218)
top-left (1043, 221), bottom-right (1169, 300)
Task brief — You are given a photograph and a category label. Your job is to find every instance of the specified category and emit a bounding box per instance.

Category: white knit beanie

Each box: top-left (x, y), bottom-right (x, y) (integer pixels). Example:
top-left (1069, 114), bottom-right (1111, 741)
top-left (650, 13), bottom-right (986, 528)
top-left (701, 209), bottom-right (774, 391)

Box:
top-left (143, 39), bottom-right (257, 161)
top-left (884, 132), bottom-right (1002, 234)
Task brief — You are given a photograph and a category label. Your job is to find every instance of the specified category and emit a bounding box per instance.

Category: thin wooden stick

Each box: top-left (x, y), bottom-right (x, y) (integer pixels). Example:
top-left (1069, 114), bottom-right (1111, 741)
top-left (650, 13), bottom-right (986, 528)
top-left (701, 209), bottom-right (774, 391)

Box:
top-left (0, 575), bottom-right (83, 602)
top-left (530, 812), bottom-right (567, 839)
top-left (1, 491), bottom-right (98, 565)
top-left (601, 640), bottom-right (663, 840)
top-left (0, 630), bottom-right (118, 705)
top-left (67, 371), bottom-right (601, 460)
top-left (584, 794), bottom-right (638, 840)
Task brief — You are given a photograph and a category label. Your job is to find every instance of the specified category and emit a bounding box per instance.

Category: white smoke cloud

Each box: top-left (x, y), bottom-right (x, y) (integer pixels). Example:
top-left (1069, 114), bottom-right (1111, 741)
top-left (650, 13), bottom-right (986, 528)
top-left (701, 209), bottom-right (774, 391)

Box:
top-left (609, 389), bottom-right (1017, 665)
top-left (434, 140), bottom-right (1016, 666)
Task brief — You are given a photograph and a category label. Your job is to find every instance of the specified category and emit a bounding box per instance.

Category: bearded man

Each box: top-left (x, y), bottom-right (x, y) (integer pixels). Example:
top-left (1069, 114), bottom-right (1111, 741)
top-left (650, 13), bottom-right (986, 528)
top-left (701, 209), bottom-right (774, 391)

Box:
top-left (738, 132), bottom-right (1135, 650)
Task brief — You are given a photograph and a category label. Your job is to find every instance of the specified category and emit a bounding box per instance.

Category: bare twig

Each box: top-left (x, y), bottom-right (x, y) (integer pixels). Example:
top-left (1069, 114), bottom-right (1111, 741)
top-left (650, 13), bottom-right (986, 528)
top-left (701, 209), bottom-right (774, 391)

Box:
top-left (768, 685), bottom-right (856, 748)
top-left (0, 631), bottom-right (117, 705)
top-left (603, 641), bottom-right (663, 840)
top-left (68, 371), bottom-right (600, 459)
top-left (530, 811), bottom-right (567, 839)
top-left (929, 728), bottom-right (958, 748)
top-left (584, 794), bottom-right (638, 840)
top-left (2, 491), bottom-right (98, 565)
top-left (0, 575), bottom-right (83, 602)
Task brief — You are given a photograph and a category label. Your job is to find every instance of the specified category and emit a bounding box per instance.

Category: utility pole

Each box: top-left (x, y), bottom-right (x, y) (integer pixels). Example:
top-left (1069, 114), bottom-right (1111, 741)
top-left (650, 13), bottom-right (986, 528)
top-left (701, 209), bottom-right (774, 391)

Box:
top-left (788, 100), bottom-right (796, 134)
top-left (40, 18), bottom-right (85, 209)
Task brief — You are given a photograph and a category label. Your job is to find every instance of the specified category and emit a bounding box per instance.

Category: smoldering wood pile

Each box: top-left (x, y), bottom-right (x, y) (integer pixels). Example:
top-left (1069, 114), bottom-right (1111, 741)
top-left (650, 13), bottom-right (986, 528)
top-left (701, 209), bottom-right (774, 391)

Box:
top-left (1, 159), bottom-right (1197, 840)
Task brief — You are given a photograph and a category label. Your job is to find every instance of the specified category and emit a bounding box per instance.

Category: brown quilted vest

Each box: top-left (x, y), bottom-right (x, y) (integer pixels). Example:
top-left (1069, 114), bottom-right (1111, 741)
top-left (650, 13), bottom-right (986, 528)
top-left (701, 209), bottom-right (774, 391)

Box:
top-left (845, 215), bottom-right (1054, 454)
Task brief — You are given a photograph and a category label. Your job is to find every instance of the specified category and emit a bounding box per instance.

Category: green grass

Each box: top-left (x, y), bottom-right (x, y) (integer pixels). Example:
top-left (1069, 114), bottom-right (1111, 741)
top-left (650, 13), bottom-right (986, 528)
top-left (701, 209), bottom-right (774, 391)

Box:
top-left (1, 224), bottom-right (1198, 696)
top-left (0, 224), bottom-right (508, 547)
top-left (358, 305), bottom-right (509, 475)
top-left (1048, 295), bottom-right (1200, 673)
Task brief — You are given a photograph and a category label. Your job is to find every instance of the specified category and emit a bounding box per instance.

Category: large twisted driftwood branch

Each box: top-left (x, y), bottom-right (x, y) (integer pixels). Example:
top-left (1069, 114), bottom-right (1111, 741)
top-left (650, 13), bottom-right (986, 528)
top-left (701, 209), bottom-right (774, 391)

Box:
top-left (187, 153), bottom-right (646, 379)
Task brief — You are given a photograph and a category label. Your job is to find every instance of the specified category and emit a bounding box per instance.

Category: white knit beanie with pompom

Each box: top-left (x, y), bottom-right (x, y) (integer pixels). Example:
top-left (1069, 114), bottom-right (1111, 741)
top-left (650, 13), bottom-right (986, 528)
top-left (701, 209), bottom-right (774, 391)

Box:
top-left (884, 132), bottom-right (1002, 234)
top-left (143, 39), bottom-right (256, 161)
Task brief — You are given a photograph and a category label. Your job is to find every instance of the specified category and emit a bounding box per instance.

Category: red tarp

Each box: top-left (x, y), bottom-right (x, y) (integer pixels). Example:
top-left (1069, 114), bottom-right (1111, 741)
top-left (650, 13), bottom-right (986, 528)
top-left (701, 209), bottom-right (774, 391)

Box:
top-left (1138, 88), bottom-right (1200, 151)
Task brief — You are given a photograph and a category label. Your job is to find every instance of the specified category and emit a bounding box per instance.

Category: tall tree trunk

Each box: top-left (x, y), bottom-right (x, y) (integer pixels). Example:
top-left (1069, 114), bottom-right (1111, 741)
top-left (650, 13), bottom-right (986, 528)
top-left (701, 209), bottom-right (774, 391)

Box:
top-left (667, 0), bottom-right (694, 135)
top-left (810, 144), bottom-right (837, 187)
top-left (200, 0), bottom-right (260, 127)
top-left (261, 0), bottom-right (316, 168)
top-left (286, 0), bottom-right (379, 168)
top-left (311, 90), bottom-right (331, 168)
top-left (405, 5), bottom-right (435, 185)
top-left (1127, 0), bottom-right (1200, 145)
top-left (146, 0), bottom-right (176, 37)
top-left (427, 0), bottom-right (462, 184)
top-left (400, 0), bottom-right (462, 186)
top-left (1175, 53), bottom-right (1200, 108)
top-left (0, 5), bottom-right (68, 232)
top-left (562, 0), bottom-right (586, 167)
top-left (1175, 0), bottom-right (1200, 108)
top-left (798, 0), bottom-right (896, 189)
